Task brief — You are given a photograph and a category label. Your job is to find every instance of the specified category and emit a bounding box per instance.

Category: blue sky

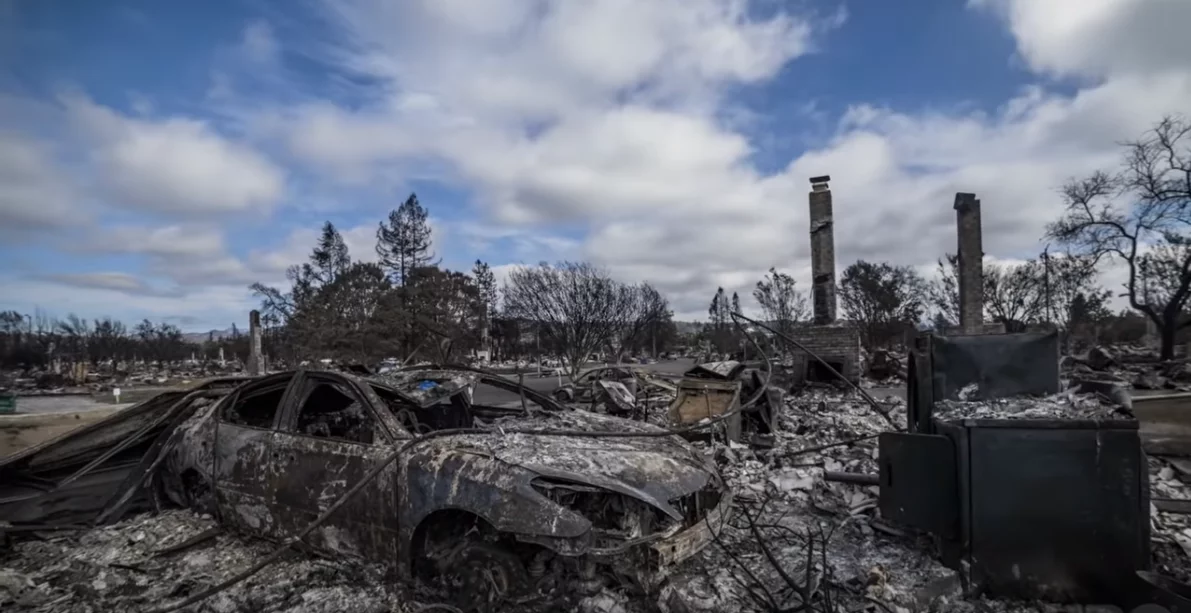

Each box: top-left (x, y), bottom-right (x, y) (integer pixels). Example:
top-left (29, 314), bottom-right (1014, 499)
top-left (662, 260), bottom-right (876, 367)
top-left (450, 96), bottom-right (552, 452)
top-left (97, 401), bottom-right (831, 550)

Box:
top-left (2, 0), bottom-right (1189, 330)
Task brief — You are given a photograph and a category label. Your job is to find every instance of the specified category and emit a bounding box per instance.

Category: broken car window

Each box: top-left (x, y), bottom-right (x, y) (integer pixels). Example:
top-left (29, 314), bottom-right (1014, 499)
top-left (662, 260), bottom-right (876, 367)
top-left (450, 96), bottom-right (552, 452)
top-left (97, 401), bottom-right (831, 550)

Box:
top-left (370, 384), bottom-right (474, 433)
top-left (222, 384), bottom-right (286, 429)
top-left (293, 381), bottom-right (376, 445)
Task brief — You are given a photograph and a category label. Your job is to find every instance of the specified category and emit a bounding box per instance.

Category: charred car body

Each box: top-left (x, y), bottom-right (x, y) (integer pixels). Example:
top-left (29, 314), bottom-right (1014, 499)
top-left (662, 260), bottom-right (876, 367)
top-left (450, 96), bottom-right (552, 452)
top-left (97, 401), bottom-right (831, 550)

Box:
top-left (0, 368), bottom-right (730, 608)
top-left (551, 366), bottom-right (643, 404)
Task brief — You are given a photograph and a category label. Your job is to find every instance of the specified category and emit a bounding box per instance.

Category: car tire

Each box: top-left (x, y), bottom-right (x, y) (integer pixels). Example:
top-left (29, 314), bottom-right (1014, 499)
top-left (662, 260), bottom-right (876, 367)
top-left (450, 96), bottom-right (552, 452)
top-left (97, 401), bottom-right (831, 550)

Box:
top-left (440, 540), bottom-right (530, 613)
top-left (552, 388), bottom-right (574, 403)
top-left (181, 471), bottom-right (215, 515)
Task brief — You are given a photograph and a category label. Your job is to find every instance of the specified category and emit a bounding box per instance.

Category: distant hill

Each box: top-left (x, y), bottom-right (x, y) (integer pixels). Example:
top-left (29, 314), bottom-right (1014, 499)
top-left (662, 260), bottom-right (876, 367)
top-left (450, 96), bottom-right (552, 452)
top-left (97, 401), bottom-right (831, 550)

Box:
top-left (182, 328), bottom-right (235, 344)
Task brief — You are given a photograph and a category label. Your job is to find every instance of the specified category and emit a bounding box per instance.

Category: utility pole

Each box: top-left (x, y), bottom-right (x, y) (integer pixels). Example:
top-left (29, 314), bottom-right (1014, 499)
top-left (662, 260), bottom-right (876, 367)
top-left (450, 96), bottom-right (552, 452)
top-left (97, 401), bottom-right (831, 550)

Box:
top-left (1041, 245), bottom-right (1052, 325)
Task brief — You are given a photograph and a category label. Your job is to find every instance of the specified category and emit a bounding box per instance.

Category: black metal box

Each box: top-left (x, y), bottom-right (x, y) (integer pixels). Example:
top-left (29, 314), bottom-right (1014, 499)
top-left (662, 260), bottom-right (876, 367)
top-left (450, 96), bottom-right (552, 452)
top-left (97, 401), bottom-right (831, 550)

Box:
top-left (881, 418), bottom-right (1151, 604)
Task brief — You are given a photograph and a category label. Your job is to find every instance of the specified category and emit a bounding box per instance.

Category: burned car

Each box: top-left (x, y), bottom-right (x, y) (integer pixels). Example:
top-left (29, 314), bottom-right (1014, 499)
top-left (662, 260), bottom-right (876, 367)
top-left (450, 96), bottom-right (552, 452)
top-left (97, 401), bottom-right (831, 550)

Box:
top-left (1, 368), bottom-right (730, 610)
top-left (551, 366), bottom-right (642, 404)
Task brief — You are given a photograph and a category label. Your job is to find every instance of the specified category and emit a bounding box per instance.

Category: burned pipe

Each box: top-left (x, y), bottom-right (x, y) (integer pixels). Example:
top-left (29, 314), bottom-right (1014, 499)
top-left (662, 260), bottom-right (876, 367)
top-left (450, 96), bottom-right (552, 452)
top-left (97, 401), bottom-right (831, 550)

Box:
top-left (823, 471), bottom-right (879, 486)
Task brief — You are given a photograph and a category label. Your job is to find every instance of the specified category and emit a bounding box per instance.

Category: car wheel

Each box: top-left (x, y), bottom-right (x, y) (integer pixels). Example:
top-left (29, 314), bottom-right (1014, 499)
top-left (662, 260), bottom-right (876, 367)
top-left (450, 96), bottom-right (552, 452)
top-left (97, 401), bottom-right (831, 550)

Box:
top-left (552, 388), bottom-right (574, 403)
top-left (182, 471), bottom-right (215, 515)
top-left (439, 540), bottom-right (529, 613)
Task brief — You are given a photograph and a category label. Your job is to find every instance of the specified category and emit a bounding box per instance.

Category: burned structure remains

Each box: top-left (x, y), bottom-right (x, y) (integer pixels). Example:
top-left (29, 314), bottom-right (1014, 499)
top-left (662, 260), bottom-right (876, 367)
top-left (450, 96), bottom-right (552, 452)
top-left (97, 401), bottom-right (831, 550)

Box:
top-left (808, 176), bottom-right (837, 326)
top-left (786, 176), bottom-right (861, 386)
top-left (943, 192), bottom-right (1003, 336)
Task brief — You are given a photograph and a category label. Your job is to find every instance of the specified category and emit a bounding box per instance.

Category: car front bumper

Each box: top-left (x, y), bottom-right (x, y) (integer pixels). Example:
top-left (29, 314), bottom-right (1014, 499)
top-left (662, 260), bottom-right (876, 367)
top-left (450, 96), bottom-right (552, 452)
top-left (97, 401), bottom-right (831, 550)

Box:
top-left (651, 490), bottom-right (733, 567)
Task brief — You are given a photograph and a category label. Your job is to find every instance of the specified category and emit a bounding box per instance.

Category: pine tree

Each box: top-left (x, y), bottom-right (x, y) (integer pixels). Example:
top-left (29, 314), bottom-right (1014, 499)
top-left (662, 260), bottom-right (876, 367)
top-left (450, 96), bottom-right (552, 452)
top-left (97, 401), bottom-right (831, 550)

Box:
top-left (376, 193), bottom-right (438, 287)
top-left (472, 260), bottom-right (498, 351)
top-left (310, 221), bottom-right (351, 285)
top-left (731, 292), bottom-right (741, 317)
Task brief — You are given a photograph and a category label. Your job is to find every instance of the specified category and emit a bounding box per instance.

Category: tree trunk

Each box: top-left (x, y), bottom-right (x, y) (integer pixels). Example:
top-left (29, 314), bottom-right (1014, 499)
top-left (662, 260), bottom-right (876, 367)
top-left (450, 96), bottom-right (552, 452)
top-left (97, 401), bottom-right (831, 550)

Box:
top-left (1161, 313), bottom-right (1178, 360)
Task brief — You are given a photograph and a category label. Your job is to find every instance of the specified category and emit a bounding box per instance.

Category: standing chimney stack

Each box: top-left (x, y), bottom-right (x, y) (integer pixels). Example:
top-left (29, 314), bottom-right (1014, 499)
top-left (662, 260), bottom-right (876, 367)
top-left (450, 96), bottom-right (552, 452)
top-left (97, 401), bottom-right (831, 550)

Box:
top-left (247, 309), bottom-right (263, 376)
top-left (809, 175), bottom-right (837, 325)
top-left (954, 193), bottom-right (984, 333)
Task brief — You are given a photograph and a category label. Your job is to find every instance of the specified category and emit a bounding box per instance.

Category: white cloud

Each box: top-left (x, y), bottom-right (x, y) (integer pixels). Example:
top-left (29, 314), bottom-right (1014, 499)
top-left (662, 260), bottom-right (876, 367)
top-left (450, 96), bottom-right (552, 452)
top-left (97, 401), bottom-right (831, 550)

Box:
top-left (85, 224), bottom-right (227, 259)
top-left (272, 0), bottom-right (819, 185)
top-left (2, 278), bottom-right (255, 329)
top-left (0, 133), bottom-right (84, 235)
top-left (65, 95), bottom-right (285, 216)
top-left (37, 272), bottom-right (182, 297)
top-left (9, 0), bottom-right (1189, 327)
top-left (972, 0), bottom-right (1191, 80)
top-left (243, 0), bottom-right (1191, 320)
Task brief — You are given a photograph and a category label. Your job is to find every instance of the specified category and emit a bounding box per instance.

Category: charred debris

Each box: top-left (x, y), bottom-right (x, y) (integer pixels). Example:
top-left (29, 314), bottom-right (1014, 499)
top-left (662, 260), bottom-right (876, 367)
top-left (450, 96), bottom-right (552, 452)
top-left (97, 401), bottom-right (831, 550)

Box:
top-left (8, 180), bottom-right (1191, 613)
top-left (4, 314), bottom-right (1191, 613)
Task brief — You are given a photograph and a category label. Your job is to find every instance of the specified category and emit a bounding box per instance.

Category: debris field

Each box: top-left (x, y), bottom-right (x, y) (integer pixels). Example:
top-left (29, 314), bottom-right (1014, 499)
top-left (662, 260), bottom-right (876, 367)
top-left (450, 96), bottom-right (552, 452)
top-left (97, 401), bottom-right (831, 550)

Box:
top-left (6, 359), bottom-right (1181, 613)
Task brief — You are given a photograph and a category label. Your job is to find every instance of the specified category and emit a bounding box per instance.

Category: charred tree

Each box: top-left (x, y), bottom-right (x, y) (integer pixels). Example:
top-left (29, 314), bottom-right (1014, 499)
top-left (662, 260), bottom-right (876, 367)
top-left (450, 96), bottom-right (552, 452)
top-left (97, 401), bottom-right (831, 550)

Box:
top-left (1047, 115), bottom-right (1191, 359)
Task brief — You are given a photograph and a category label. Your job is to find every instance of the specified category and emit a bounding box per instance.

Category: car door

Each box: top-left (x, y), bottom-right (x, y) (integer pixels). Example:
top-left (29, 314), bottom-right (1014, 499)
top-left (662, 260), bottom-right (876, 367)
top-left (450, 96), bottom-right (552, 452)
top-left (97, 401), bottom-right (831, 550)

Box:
top-left (269, 371), bottom-right (401, 562)
top-left (575, 370), bottom-right (598, 402)
top-left (214, 372), bottom-right (297, 539)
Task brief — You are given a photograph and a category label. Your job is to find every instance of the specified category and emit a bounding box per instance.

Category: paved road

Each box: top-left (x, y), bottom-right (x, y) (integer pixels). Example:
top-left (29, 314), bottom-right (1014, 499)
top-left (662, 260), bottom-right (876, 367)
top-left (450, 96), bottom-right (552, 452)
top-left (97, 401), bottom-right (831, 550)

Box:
top-left (11, 395), bottom-right (134, 415)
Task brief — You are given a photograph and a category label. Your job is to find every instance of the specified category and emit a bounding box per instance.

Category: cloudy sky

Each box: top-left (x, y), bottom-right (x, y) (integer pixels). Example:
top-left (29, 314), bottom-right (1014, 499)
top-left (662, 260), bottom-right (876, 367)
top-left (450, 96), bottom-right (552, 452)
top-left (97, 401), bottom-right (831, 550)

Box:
top-left (1, 0), bottom-right (1189, 330)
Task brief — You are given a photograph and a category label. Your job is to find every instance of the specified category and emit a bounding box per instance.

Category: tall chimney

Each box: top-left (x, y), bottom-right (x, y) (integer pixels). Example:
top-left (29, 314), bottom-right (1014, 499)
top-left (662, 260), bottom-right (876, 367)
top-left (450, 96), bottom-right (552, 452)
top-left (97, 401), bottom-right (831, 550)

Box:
top-left (954, 193), bottom-right (984, 333)
top-left (809, 175), bottom-right (837, 325)
top-left (247, 309), bottom-right (263, 376)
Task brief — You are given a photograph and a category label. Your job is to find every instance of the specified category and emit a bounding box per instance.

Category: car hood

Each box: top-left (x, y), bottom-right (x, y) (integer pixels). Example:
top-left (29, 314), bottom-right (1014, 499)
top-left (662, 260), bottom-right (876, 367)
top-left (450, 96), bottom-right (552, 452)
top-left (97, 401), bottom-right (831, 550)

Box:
top-left (469, 410), bottom-right (719, 520)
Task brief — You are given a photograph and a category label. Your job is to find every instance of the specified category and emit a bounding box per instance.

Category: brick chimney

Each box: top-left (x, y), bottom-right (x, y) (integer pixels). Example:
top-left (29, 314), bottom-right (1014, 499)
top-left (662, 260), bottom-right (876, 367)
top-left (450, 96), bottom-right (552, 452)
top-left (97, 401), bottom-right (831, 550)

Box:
top-left (809, 175), bottom-right (837, 325)
top-left (954, 193), bottom-right (984, 333)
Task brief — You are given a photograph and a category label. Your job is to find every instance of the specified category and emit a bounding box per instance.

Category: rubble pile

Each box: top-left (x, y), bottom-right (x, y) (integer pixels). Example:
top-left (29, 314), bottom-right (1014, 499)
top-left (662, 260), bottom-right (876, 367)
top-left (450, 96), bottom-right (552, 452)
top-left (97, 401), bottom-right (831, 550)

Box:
top-left (1148, 455), bottom-right (1191, 584)
top-left (0, 362), bottom-right (247, 397)
top-left (662, 390), bottom-right (1040, 613)
top-left (0, 511), bottom-right (401, 613)
top-left (1066, 344), bottom-right (1191, 392)
top-left (933, 385), bottom-right (1130, 421)
top-left (862, 349), bottom-right (908, 386)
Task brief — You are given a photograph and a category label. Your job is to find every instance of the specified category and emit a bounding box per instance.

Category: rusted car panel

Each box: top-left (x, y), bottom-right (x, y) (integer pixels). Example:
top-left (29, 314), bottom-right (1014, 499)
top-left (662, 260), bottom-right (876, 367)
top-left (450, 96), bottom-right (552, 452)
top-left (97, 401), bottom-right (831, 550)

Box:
top-left (272, 432), bottom-right (401, 561)
top-left (213, 424), bottom-right (276, 536)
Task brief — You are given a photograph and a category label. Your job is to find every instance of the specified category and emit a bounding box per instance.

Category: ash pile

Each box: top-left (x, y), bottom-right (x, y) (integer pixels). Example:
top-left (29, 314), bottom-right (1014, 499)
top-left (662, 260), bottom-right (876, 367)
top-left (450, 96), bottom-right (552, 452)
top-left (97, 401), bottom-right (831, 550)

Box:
top-left (5, 325), bottom-right (1191, 613)
top-left (1149, 455), bottom-right (1191, 584)
top-left (659, 386), bottom-right (1098, 613)
top-left (0, 361), bottom-right (248, 398)
top-left (932, 383), bottom-right (1131, 420)
top-left (1066, 344), bottom-right (1191, 392)
top-left (0, 511), bottom-right (396, 613)
top-left (861, 349), bottom-right (908, 387)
